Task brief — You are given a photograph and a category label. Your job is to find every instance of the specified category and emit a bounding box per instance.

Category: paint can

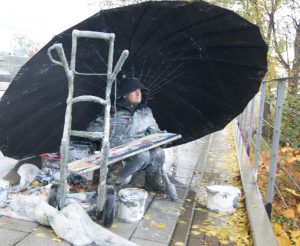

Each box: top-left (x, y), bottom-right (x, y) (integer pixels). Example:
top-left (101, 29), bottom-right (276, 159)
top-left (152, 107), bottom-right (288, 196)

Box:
top-left (0, 179), bottom-right (9, 207)
top-left (41, 153), bottom-right (60, 169)
top-left (206, 185), bottom-right (241, 212)
top-left (69, 141), bottom-right (94, 161)
top-left (117, 188), bottom-right (148, 223)
top-left (69, 141), bottom-right (94, 180)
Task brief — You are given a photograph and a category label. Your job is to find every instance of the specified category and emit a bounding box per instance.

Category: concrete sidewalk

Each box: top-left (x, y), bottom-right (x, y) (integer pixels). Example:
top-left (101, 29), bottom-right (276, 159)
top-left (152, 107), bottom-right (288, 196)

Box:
top-left (0, 137), bottom-right (206, 246)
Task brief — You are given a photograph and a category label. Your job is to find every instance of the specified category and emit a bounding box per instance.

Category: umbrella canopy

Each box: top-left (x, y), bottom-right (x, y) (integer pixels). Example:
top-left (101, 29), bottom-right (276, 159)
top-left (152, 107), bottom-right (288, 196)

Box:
top-left (0, 1), bottom-right (267, 158)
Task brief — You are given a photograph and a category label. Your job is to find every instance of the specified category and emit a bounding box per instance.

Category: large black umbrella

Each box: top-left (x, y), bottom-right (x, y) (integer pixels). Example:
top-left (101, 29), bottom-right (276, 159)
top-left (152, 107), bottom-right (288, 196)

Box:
top-left (0, 1), bottom-right (267, 158)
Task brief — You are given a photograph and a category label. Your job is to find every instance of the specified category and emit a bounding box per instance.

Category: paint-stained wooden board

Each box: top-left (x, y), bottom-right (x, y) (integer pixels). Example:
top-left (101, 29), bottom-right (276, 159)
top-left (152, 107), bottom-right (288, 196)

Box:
top-left (68, 133), bottom-right (181, 172)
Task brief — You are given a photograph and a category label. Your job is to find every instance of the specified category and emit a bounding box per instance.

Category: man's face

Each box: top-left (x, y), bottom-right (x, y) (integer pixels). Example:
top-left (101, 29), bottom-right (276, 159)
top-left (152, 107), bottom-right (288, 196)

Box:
top-left (124, 88), bottom-right (142, 104)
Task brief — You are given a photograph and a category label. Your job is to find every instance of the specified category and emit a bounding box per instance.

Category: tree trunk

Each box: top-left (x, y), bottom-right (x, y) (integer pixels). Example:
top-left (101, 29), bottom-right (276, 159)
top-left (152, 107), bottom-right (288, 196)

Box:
top-left (288, 23), bottom-right (300, 95)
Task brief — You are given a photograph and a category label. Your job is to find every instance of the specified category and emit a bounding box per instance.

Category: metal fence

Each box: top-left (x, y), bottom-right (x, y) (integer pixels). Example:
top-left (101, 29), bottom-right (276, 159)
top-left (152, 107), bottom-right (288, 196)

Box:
top-left (234, 77), bottom-right (300, 229)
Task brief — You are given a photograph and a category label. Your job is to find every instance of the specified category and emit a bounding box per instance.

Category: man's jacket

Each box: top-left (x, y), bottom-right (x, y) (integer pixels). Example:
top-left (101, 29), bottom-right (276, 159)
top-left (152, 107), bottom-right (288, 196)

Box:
top-left (87, 99), bottom-right (162, 147)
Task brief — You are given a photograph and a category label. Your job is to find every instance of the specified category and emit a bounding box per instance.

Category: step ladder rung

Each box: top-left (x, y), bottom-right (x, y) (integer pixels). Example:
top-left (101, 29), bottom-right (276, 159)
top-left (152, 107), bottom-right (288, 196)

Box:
top-left (70, 130), bottom-right (103, 140)
top-left (73, 71), bottom-right (108, 76)
top-left (72, 95), bottom-right (106, 105)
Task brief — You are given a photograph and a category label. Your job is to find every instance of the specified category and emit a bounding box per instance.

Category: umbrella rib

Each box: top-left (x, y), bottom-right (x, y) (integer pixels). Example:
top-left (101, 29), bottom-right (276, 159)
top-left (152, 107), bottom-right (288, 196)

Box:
top-left (81, 62), bottom-right (102, 75)
top-left (3, 95), bottom-right (65, 137)
top-left (146, 62), bottom-right (172, 88)
top-left (130, 11), bottom-right (228, 62)
top-left (149, 52), bottom-right (184, 86)
top-left (146, 57), bottom-right (180, 90)
top-left (147, 65), bottom-right (184, 95)
top-left (75, 76), bottom-right (104, 90)
top-left (139, 60), bottom-right (146, 81)
top-left (149, 64), bottom-right (183, 94)
top-left (128, 4), bottom-right (150, 52)
top-left (174, 95), bottom-right (224, 128)
top-left (148, 62), bottom-right (177, 90)
top-left (159, 26), bottom-right (264, 53)
top-left (95, 49), bottom-right (108, 66)
top-left (131, 64), bottom-right (135, 77)
top-left (142, 61), bottom-right (155, 82)
top-left (148, 72), bottom-right (183, 98)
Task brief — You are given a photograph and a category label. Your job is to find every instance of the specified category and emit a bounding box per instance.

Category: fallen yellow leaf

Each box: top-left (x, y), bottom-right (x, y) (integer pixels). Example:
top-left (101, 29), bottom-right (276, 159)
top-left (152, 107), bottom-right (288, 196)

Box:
top-left (277, 236), bottom-right (292, 246)
top-left (219, 239), bottom-right (230, 244)
top-left (178, 220), bottom-right (187, 225)
top-left (285, 188), bottom-right (300, 198)
top-left (111, 224), bottom-right (118, 228)
top-left (199, 227), bottom-right (206, 233)
top-left (207, 230), bottom-right (217, 236)
top-left (35, 233), bottom-right (47, 238)
top-left (229, 236), bottom-right (239, 242)
top-left (174, 242), bottom-right (184, 246)
top-left (286, 156), bottom-right (298, 164)
top-left (153, 223), bottom-right (166, 229)
top-left (143, 214), bottom-right (150, 220)
top-left (291, 231), bottom-right (300, 239)
top-left (191, 230), bottom-right (201, 236)
top-left (291, 237), bottom-right (300, 245)
top-left (281, 209), bottom-right (295, 219)
top-left (52, 237), bottom-right (62, 242)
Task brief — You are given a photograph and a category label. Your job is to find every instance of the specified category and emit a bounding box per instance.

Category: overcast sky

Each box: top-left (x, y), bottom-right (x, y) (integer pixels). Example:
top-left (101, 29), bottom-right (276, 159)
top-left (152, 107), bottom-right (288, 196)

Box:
top-left (0, 0), bottom-right (98, 51)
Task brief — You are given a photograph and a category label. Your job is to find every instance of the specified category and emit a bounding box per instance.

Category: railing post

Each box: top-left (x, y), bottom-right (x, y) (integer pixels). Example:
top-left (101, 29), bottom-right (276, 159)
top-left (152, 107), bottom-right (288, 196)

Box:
top-left (242, 106), bottom-right (248, 142)
top-left (265, 80), bottom-right (286, 218)
top-left (253, 81), bottom-right (267, 179)
top-left (237, 113), bottom-right (243, 148)
top-left (247, 98), bottom-right (255, 155)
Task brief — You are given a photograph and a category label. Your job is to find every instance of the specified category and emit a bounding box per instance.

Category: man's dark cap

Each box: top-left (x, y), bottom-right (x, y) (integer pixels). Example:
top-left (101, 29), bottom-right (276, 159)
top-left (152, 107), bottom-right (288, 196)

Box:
top-left (117, 77), bottom-right (148, 98)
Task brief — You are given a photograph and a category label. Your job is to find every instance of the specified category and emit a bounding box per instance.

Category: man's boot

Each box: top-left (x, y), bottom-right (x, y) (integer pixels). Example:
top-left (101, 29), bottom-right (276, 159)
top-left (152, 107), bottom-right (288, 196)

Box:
top-left (144, 165), bottom-right (165, 192)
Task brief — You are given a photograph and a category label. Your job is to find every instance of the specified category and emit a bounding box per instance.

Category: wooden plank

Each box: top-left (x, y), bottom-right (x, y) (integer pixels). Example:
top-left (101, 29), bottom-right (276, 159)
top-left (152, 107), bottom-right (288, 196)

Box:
top-left (68, 133), bottom-right (181, 172)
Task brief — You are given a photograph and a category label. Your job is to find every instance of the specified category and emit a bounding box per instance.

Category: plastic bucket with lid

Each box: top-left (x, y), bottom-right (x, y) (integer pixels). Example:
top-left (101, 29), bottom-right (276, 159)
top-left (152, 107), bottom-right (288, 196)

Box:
top-left (206, 185), bottom-right (241, 212)
top-left (0, 179), bottom-right (9, 207)
top-left (117, 188), bottom-right (148, 223)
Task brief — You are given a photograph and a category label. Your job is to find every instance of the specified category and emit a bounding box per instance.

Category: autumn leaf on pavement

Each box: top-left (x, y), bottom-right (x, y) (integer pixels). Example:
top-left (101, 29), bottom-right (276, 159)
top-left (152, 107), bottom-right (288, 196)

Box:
top-left (274, 223), bottom-right (292, 246)
top-left (291, 231), bottom-right (300, 245)
top-left (290, 231), bottom-right (300, 239)
top-left (152, 222), bottom-right (166, 229)
top-left (191, 231), bottom-right (201, 236)
top-left (281, 209), bottom-right (295, 219)
top-left (284, 188), bottom-right (300, 198)
top-left (35, 233), bottom-right (47, 238)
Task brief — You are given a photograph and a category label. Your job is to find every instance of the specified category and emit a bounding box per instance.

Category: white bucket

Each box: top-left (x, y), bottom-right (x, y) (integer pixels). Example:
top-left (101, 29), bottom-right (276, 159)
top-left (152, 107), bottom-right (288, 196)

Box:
top-left (206, 185), bottom-right (241, 212)
top-left (0, 179), bottom-right (9, 207)
top-left (117, 188), bottom-right (148, 223)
